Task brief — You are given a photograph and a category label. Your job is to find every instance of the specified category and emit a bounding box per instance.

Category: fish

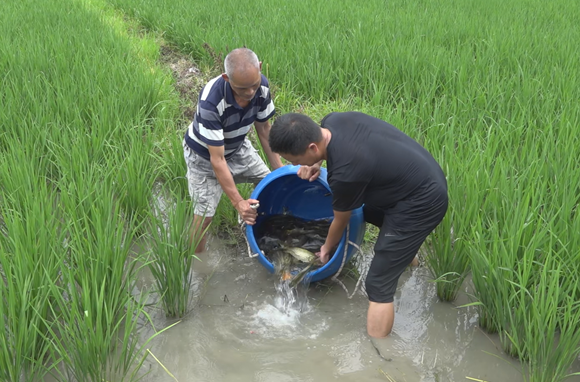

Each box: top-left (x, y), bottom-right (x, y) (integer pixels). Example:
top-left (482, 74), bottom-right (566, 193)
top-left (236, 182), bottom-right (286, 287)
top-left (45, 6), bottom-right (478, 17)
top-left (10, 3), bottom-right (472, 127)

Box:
top-left (284, 247), bottom-right (316, 263)
top-left (255, 214), bottom-right (331, 285)
top-left (289, 263), bottom-right (315, 288)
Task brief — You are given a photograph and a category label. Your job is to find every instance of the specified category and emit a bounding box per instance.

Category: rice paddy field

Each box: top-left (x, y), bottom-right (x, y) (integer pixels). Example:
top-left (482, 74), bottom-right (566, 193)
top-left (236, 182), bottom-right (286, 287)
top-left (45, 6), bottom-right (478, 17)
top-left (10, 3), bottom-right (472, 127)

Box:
top-left (1, 0), bottom-right (579, 380)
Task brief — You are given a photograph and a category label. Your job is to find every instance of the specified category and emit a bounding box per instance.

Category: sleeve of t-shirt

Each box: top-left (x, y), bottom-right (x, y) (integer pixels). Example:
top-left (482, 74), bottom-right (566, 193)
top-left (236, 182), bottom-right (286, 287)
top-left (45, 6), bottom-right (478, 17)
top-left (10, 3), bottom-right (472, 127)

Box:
top-left (256, 76), bottom-right (276, 122)
top-left (196, 101), bottom-right (224, 146)
top-left (330, 180), bottom-right (368, 211)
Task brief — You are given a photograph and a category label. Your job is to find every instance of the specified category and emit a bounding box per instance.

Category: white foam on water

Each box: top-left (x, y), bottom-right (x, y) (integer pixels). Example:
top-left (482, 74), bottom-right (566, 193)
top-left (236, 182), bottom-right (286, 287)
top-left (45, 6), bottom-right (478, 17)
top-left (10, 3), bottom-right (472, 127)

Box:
top-left (254, 303), bottom-right (301, 329)
top-left (249, 303), bottom-right (329, 340)
top-left (248, 283), bottom-right (328, 339)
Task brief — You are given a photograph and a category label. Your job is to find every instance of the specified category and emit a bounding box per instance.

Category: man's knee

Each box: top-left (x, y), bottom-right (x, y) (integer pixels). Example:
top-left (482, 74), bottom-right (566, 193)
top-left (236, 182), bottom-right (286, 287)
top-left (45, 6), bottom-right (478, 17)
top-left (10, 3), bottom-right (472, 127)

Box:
top-left (193, 214), bottom-right (212, 228)
top-left (365, 274), bottom-right (396, 305)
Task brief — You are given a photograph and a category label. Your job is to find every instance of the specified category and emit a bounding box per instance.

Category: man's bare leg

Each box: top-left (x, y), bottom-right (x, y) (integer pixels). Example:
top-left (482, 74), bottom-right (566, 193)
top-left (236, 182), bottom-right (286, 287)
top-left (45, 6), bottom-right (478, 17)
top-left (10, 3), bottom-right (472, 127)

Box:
top-left (191, 214), bottom-right (212, 254)
top-left (410, 256), bottom-right (419, 267)
top-left (367, 301), bottom-right (395, 338)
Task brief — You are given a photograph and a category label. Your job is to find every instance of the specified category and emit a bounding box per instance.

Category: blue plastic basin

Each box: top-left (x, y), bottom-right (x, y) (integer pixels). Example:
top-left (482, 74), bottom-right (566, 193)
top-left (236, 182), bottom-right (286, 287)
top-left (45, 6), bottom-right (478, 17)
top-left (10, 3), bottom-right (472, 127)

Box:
top-left (245, 165), bottom-right (365, 283)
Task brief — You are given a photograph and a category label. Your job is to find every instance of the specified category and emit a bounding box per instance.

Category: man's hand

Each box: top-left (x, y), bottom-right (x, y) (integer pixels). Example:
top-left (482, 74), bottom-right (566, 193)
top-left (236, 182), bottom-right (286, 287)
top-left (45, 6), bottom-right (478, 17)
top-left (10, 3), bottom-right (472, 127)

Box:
top-left (297, 164), bottom-right (321, 182)
top-left (316, 210), bottom-right (351, 265)
top-left (316, 244), bottom-right (332, 264)
top-left (235, 198), bottom-right (260, 225)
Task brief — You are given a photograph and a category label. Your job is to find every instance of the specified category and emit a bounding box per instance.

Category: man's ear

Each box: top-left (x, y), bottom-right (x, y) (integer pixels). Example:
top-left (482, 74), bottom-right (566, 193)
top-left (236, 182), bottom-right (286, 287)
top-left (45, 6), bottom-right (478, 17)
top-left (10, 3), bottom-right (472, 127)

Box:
top-left (222, 73), bottom-right (229, 82)
top-left (308, 143), bottom-right (319, 153)
top-left (259, 61), bottom-right (263, 71)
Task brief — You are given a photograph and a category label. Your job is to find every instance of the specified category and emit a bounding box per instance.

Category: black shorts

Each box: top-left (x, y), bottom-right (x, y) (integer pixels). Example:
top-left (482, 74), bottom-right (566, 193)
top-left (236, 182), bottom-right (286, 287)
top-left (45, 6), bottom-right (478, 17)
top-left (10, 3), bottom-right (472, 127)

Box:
top-left (363, 185), bottom-right (448, 304)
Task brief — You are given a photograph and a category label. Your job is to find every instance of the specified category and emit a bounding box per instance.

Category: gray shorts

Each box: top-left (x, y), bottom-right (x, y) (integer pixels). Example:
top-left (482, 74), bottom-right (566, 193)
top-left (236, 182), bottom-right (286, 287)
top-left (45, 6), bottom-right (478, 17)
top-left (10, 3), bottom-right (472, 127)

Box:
top-left (183, 138), bottom-right (270, 217)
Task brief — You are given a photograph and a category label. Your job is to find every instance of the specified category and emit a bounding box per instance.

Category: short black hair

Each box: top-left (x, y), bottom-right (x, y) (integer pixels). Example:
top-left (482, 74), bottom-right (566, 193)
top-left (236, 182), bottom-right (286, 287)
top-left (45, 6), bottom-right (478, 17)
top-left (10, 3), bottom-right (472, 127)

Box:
top-left (269, 113), bottom-right (323, 155)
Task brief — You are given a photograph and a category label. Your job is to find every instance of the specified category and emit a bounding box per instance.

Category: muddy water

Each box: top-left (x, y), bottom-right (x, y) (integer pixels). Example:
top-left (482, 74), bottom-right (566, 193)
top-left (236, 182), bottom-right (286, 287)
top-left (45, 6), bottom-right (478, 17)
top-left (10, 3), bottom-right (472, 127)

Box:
top-left (137, 237), bottom-right (580, 382)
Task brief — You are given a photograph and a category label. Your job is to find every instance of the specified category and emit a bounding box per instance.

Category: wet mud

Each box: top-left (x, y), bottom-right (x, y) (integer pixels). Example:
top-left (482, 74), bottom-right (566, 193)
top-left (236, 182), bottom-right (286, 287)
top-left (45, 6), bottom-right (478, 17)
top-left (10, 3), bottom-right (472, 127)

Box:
top-left (136, 237), bottom-right (580, 382)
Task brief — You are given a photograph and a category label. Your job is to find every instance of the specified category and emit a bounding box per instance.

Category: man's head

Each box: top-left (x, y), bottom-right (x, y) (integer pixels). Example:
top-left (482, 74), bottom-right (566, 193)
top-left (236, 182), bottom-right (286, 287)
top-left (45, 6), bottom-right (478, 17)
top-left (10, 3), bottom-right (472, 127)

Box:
top-left (269, 113), bottom-right (325, 166)
top-left (222, 48), bottom-right (262, 102)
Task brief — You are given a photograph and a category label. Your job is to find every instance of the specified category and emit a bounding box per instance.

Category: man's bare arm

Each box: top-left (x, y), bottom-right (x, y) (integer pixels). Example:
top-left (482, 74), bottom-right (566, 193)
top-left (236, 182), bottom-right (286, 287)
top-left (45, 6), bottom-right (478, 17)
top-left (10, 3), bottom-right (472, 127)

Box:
top-left (207, 145), bottom-right (258, 224)
top-left (317, 209), bottom-right (351, 263)
top-left (325, 210), bottom-right (352, 250)
top-left (254, 120), bottom-right (283, 170)
top-left (208, 145), bottom-right (243, 206)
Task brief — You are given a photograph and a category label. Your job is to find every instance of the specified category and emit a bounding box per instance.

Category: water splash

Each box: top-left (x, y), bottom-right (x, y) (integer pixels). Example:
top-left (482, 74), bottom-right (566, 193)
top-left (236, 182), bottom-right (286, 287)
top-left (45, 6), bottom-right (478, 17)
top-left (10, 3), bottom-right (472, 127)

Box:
top-left (275, 279), bottom-right (309, 315)
top-left (248, 278), bottom-right (328, 339)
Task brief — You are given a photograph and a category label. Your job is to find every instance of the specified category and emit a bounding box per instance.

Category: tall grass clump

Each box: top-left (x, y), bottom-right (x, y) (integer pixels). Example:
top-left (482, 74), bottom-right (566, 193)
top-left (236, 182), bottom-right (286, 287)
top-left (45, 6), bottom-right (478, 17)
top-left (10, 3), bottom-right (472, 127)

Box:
top-left (424, 211), bottom-right (469, 302)
top-left (111, 125), bottom-right (159, 227)
top-left (466, 117), bottom-right (580, 379)
top-left (500, 129), bottom-right (580, 380)
top-left (1, 0), bottom-right (184, 378)
top-left (156, 132), bottom-right (191, 199)
top-left (468, 157), bottom-right (548, 334)
top-left (0, 161), bottom-right (65, 382)
top-left (149, 192), bottom-right (206, 317)
top-left (495, 210), bottom-right (553, 360)
top-left (423, 120), bottom-right (476, 302)
top-left (505, 254), bottom-right (580, 382)
top-left (46, 177), bottom-right (148, 381)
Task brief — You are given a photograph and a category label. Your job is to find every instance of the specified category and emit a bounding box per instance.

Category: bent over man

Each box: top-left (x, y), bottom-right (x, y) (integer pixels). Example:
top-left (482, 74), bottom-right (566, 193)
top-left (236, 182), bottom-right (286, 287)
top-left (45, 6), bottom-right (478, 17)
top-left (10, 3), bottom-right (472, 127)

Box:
top-left (183, 48), bottom-right (282, 252)
top-left (268, 111), bottom-right (448, 337)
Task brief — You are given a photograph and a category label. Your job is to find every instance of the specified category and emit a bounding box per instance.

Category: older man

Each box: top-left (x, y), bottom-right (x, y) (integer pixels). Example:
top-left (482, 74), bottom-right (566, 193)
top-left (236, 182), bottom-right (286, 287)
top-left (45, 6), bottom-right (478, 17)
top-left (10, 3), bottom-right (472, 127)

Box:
top-left (268, 112), bottom-right (448, 338)
top-left (183, 48), bottom-right (282, 252)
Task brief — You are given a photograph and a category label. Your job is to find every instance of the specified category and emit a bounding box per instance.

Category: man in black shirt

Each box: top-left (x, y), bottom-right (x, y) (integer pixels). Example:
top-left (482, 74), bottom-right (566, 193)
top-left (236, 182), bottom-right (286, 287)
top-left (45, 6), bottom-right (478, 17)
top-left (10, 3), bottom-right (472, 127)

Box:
top-left (269, 111), bottom-right (448, 338)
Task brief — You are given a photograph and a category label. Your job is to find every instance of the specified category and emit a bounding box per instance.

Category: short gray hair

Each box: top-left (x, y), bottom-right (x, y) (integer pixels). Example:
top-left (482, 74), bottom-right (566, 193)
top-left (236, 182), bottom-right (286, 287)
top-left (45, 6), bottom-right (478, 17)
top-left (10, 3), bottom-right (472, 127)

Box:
top-left (224, 48), bottom-right (260, 78)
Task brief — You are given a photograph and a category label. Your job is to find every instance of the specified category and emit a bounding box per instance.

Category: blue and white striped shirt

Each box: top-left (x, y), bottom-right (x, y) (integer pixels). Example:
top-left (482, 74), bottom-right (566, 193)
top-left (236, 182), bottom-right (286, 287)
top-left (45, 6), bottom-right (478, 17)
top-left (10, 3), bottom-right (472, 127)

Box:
top-left (184, 74), bottom-right (275, 160)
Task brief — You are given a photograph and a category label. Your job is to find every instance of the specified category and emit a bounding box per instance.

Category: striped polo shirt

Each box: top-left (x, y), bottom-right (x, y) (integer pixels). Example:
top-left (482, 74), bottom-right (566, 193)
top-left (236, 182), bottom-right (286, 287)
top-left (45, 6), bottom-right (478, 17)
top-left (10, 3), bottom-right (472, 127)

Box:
top-left (184, 74), bottom-right (275, 160)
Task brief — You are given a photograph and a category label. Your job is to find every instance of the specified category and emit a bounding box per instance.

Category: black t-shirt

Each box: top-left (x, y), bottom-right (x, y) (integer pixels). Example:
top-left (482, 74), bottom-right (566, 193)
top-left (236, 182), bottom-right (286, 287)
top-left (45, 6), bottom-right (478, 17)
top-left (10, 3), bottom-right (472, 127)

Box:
top-left (322, 112), bottom-right (447, 212)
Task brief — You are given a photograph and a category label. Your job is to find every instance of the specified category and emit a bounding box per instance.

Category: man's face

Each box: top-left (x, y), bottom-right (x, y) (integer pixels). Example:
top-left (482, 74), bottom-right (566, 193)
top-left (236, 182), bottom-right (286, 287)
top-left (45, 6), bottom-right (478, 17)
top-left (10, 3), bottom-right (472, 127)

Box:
top-left (226, 66), bottom-right (262, 102)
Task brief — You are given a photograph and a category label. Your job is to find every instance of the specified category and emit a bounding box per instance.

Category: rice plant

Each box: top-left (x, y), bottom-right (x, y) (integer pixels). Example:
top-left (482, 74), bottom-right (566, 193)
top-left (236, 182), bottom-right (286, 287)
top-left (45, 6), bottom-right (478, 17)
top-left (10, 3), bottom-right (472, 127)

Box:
top-left (105, 0), bottom-right (580, 121)
top-left (148, 191), bottom-right (206, 318)
top-left (424, 210), bottom-right (470, 302)
top-left (505, 254), bottom-right (580, 382)
top-left (45, 179), bottom-right (147, 382)
top-left (496, 215), bottom-right (553, 360)
top-left (466, 161), bottom-right (521, 333)
top-left (423, 124), bottom-right (475, 301)
top-left (0, 183), bottom-right (65, 382)
top-left (155, 131), bottom-right (190, 199)
top-left (2, 0), bottom-right (580, 378)
top-left (1, 0), bottom-right (183, 378)
top-left (111, 125), bottom-right (159, 227)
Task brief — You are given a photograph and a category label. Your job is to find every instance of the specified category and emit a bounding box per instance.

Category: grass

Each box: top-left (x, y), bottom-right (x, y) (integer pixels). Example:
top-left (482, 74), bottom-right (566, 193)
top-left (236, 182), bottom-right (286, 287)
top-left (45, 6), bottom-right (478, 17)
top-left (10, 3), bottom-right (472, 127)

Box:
top-left (0, 178), bottom-right (63, 382)
top-left (47, 182), bottom-right (146, 381)
top-left (148, 190), bottom-right (205, 318)
top-left (1, 0), bottom-right (580, 379)
top-left (111, 125), bottom-right (159, 229)
top-left (424, 211), bottom-right (470, 302)
top-left (155, 130), bottom-right (191, 199)
top-left (504, 254), bottom-right (580, 382)
top-left (0, 0), bottom-right (185, 379)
